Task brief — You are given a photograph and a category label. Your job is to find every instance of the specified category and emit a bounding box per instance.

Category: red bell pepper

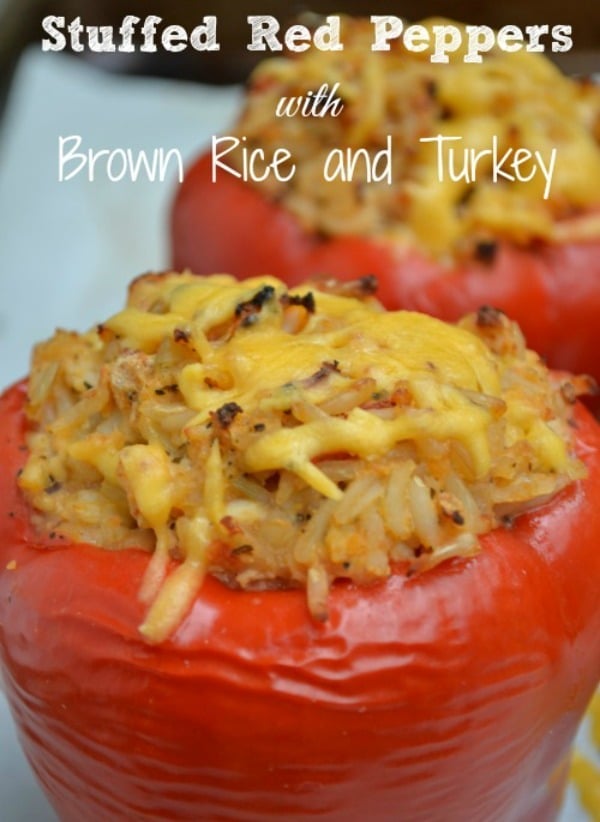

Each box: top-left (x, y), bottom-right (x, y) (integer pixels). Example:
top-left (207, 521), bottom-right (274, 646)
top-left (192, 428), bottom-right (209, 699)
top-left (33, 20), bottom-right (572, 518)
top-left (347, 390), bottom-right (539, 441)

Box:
top-left (1, 376), bottom-right (600, 821)
top-left (171, 151), bottom-right (600, 385)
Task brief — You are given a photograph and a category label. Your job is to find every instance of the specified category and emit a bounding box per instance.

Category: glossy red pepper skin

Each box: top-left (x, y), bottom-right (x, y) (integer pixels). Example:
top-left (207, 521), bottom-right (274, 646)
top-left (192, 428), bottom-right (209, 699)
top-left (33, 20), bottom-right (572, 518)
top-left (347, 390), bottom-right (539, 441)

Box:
top-left (171, 151), bottom-right (600, 384)
top-left (1, 379), bottom-right (600, 822)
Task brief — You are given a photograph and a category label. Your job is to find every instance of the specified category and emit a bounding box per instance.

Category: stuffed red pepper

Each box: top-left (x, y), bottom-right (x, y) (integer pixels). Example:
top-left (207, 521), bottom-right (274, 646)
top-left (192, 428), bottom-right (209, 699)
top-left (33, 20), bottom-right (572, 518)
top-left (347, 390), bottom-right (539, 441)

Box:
top-left (171, 17), bottom-right (600, 384)
top-left (0, 272), bottom-right (599, 821)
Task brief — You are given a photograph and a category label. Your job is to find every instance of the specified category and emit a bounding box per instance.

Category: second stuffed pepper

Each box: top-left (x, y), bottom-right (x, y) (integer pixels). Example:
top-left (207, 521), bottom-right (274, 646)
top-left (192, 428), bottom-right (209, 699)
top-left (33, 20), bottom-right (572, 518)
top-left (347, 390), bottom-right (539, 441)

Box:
top-left (172, 17), bottom-right (600, 384)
